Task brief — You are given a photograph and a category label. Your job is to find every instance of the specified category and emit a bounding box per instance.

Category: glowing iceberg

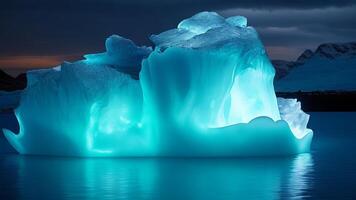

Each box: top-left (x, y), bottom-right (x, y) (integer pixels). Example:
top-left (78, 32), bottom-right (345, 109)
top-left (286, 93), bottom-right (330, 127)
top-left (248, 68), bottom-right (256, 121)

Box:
top-left (2, 11), bottom-right (313, 156)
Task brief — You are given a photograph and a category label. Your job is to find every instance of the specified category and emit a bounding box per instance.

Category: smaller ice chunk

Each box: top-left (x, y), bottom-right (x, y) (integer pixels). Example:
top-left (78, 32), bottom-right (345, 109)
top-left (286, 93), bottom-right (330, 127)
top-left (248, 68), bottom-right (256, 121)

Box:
top-left (84, 35), bottom-right (152, 69)
top-left (277, 97), bottom-right (311, 139)
top-left (150, 11), bottom-right (257, 51)
top-left (178, 11), bottom-right (226, 34)
top-left (226, 16), bottom-right (247, 27)
top-left (3, 61), bottom-right (145, 155)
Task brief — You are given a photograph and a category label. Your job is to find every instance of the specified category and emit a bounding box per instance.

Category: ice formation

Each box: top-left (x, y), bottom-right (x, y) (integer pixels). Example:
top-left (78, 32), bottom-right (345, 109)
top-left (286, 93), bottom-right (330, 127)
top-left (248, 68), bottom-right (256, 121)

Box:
top-left (2, 12), bottom-right (313, 156)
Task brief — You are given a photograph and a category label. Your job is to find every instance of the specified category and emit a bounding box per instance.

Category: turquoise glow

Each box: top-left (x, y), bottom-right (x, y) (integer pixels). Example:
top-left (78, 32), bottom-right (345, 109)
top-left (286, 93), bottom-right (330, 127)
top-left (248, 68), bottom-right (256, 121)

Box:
top-left (1, 153), bottom-right (313, 199)
top-left (2, 12), bottom-right (313, 156)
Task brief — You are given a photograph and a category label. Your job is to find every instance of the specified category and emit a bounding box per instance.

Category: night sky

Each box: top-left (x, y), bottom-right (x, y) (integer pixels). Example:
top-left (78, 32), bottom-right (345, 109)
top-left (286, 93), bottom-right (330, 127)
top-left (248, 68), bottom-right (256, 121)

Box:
top-left (1, 0), bottom-right (356, 74)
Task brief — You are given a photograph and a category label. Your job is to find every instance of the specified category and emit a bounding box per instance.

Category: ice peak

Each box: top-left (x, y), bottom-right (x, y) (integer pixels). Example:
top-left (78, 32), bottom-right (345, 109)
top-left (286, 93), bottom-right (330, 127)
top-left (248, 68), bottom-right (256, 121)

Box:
top-left (177, 11), bottom-right (226, 34)
top-left (150, 11), bottom-right (256, 50)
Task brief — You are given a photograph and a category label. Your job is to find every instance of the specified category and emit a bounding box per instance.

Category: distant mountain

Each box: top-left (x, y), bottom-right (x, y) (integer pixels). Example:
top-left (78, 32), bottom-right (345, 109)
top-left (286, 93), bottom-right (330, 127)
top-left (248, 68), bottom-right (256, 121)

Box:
top-left (0, 69), bottom-right (26, 91)
top-left (274, 42), bottom-right (356, 92)
top-left (0, 70), bottom-right (24, 110)
top-left (272, 60), bottom-right (296, 80)
top-left (272, 49), bottom-right (314, 80)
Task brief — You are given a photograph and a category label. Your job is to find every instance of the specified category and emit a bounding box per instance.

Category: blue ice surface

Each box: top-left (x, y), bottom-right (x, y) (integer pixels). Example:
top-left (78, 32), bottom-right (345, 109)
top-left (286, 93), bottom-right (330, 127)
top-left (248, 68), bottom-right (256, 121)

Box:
top-left (84, 35), bottom-right (152, 68)
top-left (1, 12), bottom-right (313, 156)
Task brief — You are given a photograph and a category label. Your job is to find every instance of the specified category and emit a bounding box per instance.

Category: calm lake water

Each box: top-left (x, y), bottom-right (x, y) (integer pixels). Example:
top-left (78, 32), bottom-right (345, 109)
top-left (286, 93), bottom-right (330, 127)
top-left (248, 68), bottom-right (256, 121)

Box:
top-left (1, 112), bottom-right (356, 200)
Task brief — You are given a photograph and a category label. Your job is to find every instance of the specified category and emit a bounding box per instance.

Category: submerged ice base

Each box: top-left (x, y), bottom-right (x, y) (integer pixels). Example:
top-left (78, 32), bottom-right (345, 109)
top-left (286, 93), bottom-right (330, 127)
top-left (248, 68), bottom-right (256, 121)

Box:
top-left (2, 12), bottom-right (313, 156)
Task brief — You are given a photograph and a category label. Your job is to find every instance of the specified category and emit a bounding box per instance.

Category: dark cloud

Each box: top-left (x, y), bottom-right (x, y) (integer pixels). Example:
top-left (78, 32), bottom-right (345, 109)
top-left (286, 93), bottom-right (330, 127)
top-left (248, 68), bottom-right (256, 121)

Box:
top-left (0, 0), bottom-right (356, 63)
top-left (220, 6), bottom-right (356, 59)
top-left (2, 0), bottom-right (356, 10)
top-left (222, 6), bottom-right (356, 29)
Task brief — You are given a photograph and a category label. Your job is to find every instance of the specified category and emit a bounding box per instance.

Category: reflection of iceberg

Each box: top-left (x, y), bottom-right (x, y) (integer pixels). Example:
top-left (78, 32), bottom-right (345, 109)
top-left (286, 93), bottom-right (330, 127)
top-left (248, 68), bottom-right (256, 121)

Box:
top-left (285, 153), bottom-right (314, 199)
top-left (2, 12), bottom-right (313, 156)
top-left (3, 154), bottom-right (313, 199)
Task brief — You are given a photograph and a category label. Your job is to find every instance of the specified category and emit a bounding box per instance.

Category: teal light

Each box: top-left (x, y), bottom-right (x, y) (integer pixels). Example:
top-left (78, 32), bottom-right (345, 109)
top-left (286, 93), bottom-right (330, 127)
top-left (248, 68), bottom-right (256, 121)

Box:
top-left (2, 11), bottom-right (313, 156)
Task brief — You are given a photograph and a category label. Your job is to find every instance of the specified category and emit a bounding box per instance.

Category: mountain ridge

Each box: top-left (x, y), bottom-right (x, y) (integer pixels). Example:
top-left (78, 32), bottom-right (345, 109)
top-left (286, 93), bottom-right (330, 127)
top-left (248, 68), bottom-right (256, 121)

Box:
top-left (274, 41), bottom-right (356, 92)
top-left (273, 41), bottom-right (356, 81)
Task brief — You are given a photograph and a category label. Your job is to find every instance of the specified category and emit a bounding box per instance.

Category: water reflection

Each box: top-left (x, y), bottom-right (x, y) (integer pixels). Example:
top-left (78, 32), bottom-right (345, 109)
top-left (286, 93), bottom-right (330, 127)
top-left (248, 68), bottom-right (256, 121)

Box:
top-left (286, 154), bottom-right (314, 199)
top-left (0, 154), bottom-right (313, 200)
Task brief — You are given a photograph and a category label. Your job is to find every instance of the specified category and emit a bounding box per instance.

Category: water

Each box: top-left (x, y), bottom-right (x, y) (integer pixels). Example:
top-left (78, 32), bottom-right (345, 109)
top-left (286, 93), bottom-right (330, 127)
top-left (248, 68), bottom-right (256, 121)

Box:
top-left (1, 112), bottom-right (356, 200)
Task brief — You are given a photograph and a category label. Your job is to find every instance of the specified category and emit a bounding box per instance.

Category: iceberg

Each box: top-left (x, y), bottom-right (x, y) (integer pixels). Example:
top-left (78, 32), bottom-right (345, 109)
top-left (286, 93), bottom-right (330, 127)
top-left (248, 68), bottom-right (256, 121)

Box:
top-left (2, 11), bottom-right (313, 156)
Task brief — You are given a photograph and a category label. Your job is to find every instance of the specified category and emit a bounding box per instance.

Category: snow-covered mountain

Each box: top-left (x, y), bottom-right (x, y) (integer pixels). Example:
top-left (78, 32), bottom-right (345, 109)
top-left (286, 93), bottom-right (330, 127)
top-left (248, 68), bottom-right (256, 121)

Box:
top-left (272, 60), bottom-right (296, 80)
top-left (275, 42), bottom-right (356, 92)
